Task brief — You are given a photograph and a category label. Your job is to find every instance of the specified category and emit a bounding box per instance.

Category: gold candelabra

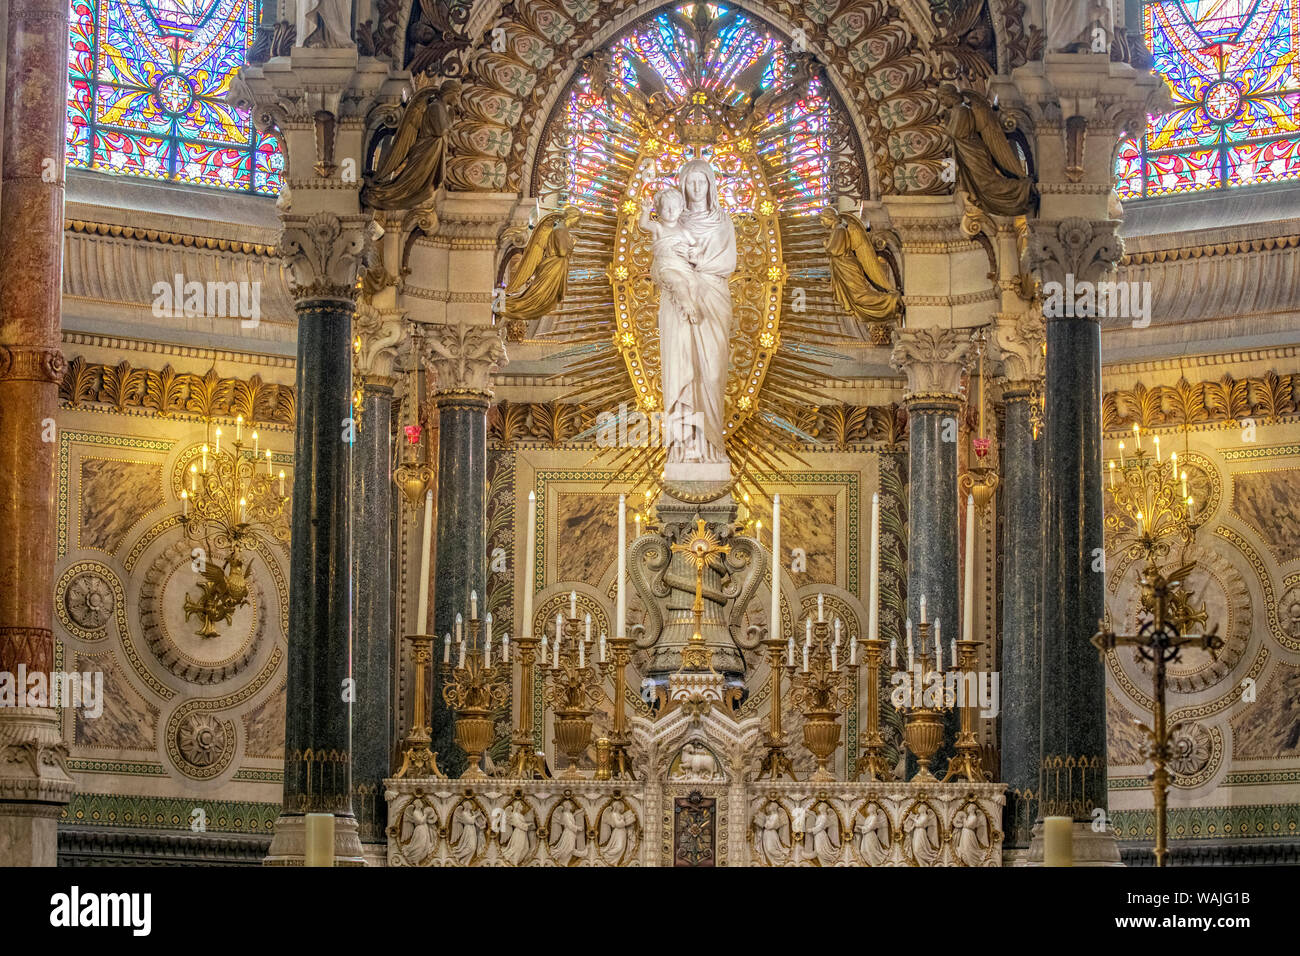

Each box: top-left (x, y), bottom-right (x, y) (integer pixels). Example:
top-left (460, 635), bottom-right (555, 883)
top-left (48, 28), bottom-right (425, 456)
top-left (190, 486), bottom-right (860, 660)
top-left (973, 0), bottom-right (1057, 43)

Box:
top-left (395, 634), bottom-right (445, 779)
top-left (854, 637), bottom-right (894, 781)
top-left (607, 635), bottom-right (636, 778)
top-left (440, 615), bottom-right (510, 780)
top-left (1106, 425), bottom-right (1204, 563)
top-left (893, 621), bottom-right (951, 782)
top-left (787, 616), bottom-right (854, 782)
top-left (542, 610), bottom-right (610, 779)
top-left (178, 420), bottom-right (289, 638)
top-left (1091, 564), bottom-right (1222, 867)
top-left (506, 633), bottom-right (551, 779)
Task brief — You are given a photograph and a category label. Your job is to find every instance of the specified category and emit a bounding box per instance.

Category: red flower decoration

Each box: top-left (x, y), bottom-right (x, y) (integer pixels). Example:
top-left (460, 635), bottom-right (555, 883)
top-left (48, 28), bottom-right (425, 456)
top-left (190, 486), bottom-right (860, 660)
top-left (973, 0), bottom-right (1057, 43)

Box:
top-left (404, 424), bottom-right (423, 445)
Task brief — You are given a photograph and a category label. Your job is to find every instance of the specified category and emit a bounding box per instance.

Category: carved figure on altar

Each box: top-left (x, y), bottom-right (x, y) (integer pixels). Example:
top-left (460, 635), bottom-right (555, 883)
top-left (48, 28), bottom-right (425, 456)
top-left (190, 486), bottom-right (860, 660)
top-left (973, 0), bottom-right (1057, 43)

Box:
top-left (449, 801), bottom-right (485, 865)
top-left (673, 742), bottom-right (721, 781)
top-left (820, 208), bottom-right (901, 323)
top-left (550, 803), bottom-right (585, 866)
top-left (953, 803), bottom-right (991, 866)
top-left (904, 804), bottom-right (941, 866)
top-left (1045, 0), bottom-right (1114, 53)
top-left (640, 160), bottom-right (736, 480)
top-left (600, 801), bottom-right (637, 865)
top-left (361, 81), bottom-right (461, 210)
top-left (754, 804), bottom-right (790, 865)
top-left (854, 803), bottom-right (892, 866)
top-left (301, 0), bottom-right (353, 47)
top-left (938, 84), bottom-right (1035, 218)
top-left (500, 802), bottom-right (536, 865)
top-left (805, 805), bottom-right (841, 866)
top-left (402, 800), bottom-right (436, 866)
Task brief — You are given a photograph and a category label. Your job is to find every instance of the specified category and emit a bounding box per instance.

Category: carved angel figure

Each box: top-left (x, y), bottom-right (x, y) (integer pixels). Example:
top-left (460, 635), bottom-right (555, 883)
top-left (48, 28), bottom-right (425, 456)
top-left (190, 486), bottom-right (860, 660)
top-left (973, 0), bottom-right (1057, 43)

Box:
top-left (953, 804), bottom-right (990, 866)
top-left (550, 803), bottom-right (585, 866)
top-left (362, 81), bottom-right (462, 210)
top-left (855, 804), bottom-right (891, 866)
top-left (938, 83), bottom-right (1034, 218)
top-left (600, 802), bottom-right (637, 865)
top-left (904, 805), bottom-right (941, 866)
top-left (449, 801), bottom-right (484, 865)
top-left (804, 806), bottom-right (841, 866)
top-left (819, 208), bottom-right (901, 323)
top-left (753, 805), bottom-right (789, 866)
top-left (402, 800), bottom-right (436, 866)
top-left (1046, 0), bottom-right (1113, 53)
top-left (501, 207), bottom-right (583, 323)
top-left (302, 0), bottom-right (353, 48)
top-left (499, 802), bottom-right (535, 865)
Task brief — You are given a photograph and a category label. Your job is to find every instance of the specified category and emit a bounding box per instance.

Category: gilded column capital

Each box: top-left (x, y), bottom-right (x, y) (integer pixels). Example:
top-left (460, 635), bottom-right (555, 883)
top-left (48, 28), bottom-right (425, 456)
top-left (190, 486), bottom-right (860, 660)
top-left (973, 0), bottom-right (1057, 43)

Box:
top-left (419, 320), bottom-right (507, 397)
top-left (281, 212), bottom-right (381, 304)
top-left (889, 326), bottom-right (970, 401)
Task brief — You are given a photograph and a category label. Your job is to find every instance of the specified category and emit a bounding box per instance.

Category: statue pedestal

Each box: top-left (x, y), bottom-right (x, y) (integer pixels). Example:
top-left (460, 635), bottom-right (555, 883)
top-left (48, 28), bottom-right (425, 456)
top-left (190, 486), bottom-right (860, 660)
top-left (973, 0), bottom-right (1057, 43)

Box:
top-left (665, 462), bottom-right (732, 484)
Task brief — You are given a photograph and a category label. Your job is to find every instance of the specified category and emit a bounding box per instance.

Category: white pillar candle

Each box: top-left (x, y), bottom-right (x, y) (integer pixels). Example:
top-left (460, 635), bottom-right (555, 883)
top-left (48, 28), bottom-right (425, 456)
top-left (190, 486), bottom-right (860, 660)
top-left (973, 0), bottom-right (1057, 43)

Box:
top-left (770, 494), bottom-right (781, 640)
top-left (890, 637), bottom-right (897, 668)
top-left (484, 611), bottom-right (492, 645)
top-left (905, 619), bottom-right (914, 667)
top-left (455, 612), bottom-right (463, 644)
top-left (833, 618), bottom-right (842, 643)
top-left (304, 813), bottom-right (335, 867)
top-left (416, 490), bottom-right (433, 633)
top-left (443, 633), bottom-right (451, 664)
top-left (805, 617), bottom-right (812, 642)
top-left (236, 415), bottom-right (242, 441)
top-left (935, 637), bottom-right (942, 672)
top-left (556, 613), bottom-right (563, 641)
top-left (802, 637), bottom-right (811, 672)
top-left (920, 594), bottom-right (927, 625)
top-left (584, 613), bottom-right (591, 642)
top-left (215, 427), bottom-right (222, 455)
top-left (553, 635), bottom-right (561, 668)
top-left (787, 633), bottom-right (794, 666)
top-left (523, 491), bottom-right (536, 638)
top-left (617, 495), bottom-right (627, 637)
top-left (484, 635), bottom-right (491, 667)
top-left (458, 637), bottom-right (466, 669)
top-left (868, 491), bottom-right (880, 640)
top-left (950, 638), bottom-right (957, 670)
top-left (578, 640), bottom-right (585, 669)
top-left (599, 631), bottom-right (606, 663)
top-left (1044, 816), bottom-right (1073, 867)
top-left (201, 444), bottom-right (208, 472)
top-left (470, 589), bottom-right (478, 621)
top-left (569, 590), bottom-right (577, 619)
top-left (849, 634), bottom-right (857, 666)
top-left (540, 634), bottom-right (548, 662)
top-left (502, 634), bottom-right (510, 664)
top-left (817, 592), bottom-right (825, 622)
top-left (934, 618), bottom-right (941, 656)
top-left (252, 430), bottom-right (257, 458)
top-left (963, 493), bottom-right (976, 642)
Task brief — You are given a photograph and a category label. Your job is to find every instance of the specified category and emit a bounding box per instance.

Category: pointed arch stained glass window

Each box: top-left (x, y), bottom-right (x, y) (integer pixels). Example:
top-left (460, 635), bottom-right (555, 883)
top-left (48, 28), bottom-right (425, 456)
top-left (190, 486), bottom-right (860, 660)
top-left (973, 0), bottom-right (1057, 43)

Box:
top-left (66, 0), bottom-right (283, 195)
top-left (1119, 1), bottom-right (1300, 198)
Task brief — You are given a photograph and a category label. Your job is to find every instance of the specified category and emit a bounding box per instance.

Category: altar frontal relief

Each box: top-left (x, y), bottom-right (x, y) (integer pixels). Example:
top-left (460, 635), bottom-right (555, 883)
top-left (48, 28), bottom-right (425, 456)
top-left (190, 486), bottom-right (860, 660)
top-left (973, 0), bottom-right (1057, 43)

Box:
top-left (538, 3), bottom-right (861, 497)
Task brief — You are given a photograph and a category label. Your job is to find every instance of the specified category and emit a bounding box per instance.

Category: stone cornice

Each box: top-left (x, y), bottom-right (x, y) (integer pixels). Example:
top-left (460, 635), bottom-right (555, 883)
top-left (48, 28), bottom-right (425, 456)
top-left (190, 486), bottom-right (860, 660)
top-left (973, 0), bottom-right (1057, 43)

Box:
top-left (60, 331), bottom-right (296, 370)
top-left (65, 219), bottom-right (279, 257)
top-left (1120, 233), bottom-right (1300, 266)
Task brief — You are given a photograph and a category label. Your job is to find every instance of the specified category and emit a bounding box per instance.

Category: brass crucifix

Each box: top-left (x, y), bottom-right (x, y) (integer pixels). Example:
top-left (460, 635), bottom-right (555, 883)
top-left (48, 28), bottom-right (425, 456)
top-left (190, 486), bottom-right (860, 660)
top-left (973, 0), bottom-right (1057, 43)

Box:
top-left (1091, 561), bottom-right (1221, 867)
top-left (670, 519), bottom-right (730, 671)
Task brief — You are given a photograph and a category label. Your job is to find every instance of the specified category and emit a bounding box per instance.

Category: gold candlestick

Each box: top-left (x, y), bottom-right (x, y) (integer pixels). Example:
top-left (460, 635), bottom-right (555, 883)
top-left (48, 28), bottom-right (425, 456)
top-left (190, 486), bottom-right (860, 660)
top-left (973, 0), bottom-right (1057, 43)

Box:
top-left (897, 621), bottom-right (949, 782)
top-left (757, 634), bottom-right (797, 780)
top-left (543, 613), bottom-right (608, 779)
top-left (608, 636), bottom-right (635, 779)
top-left (854, 637), bottom-right (894, 781)
top-left (395, 634), bottom-right (444, 779)
top-left (942, 639), bottom-right (990, 782)
top-left (441, 619), bottom-right (509, 780)
top-left (506, 635), bottom-right (550, 779)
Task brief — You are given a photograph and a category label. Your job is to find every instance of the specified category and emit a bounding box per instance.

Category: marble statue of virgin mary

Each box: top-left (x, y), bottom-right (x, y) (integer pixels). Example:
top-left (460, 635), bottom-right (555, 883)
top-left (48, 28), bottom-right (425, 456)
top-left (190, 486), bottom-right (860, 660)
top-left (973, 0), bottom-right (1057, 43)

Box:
top-left (653, 159), bottom-right (737, 482)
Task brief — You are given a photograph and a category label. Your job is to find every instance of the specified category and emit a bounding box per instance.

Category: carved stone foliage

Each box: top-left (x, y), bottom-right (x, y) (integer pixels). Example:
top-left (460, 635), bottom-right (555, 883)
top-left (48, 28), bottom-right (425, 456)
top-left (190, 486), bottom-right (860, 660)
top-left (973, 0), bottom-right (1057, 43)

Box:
top-left (60, 357), bottom-right (295, 424)
top-left (420, 320), bottom-right (507, 393)
top-left (890, 327), bottom-right (970, 397)
top-left (1027, 218), bottom-right (1124, 291)
top-left (930, 0), bottom-right (998, 85)
top-left (990, 310), bottom-right (1045, 385)
top-left (357, 0), bottom-right (406, 60)
top-left (996, 0), bottom-right (1043, 69)
top-left (354, 301), bottom-right (406, 382)
top-left (281, 213), bottom-right (381, 303)
top-left (1101, 372), bottom-right (1299, 431)
top-left (403, 0), bottom-right (473, 78)
top-left (799, 402), bottom-right (909, 447)
top-left (488, 400), bottom-right (594, 447)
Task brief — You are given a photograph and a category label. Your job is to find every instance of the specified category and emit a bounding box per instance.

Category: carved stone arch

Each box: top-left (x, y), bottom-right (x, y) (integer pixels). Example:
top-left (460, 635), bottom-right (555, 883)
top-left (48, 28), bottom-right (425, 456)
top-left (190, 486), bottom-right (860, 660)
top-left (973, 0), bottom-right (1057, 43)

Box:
top-left (516, 0), bottom-right (887, 200)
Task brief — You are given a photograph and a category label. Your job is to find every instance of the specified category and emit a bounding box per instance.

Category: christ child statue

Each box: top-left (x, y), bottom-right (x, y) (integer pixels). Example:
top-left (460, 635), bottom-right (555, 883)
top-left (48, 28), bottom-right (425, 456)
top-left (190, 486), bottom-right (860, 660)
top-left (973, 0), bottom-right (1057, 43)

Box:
top-left (639, 187), bottom-right (700, 323)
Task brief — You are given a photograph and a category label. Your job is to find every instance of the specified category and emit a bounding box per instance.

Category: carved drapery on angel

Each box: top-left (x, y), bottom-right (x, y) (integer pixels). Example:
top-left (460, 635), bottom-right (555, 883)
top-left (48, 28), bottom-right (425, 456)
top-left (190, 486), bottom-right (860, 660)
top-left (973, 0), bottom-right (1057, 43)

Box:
top-left (550, 802), bottom-right (585, 866)
top-left (500, 207), bottom-right (583, 323)
top-left (854, 803), bottom-right (891, 865)
top-left (1045, 0), bottom-right (1114, 53)
top-left (819, 208), bottom-right (902, 324)
top-left (805, 805), bottom-right (841, 866)
top-left (952, 803), bottom-right (992, 866)
top-left (938, 84), bottom-right (1035, 217)
top-left (600, 802), bottom-right (637, 865)
top-left (754, 804), bottom-right (790, 865)
top-left (904, 804), bottom-right (941, 865)
top-left (361, 81), bottom-right (462, 210)
top-left (499, 801), bottom-right (536, 865)
top-left (301, 0), bottom-right (353, 48)
top-left (398, 797), bottom-right (436, 865)
top-left (449, 801), bottom-right (485, 865)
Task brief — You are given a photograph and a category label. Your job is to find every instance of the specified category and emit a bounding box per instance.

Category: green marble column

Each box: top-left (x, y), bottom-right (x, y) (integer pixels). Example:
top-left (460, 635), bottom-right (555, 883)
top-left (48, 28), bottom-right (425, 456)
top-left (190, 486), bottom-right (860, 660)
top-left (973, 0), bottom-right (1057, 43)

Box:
top-left (431, 390), bottom-right (491, 776)
top-left (999, 386), bottom-right (1043, 847)
top-left (352, 381), bottom-right (394, 842)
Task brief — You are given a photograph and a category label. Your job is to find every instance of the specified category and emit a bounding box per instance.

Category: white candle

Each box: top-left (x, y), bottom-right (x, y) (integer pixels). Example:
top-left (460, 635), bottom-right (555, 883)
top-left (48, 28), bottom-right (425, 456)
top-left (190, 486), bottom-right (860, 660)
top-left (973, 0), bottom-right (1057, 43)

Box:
top-left (540, 634), bottom-right (548, 662)
top-left (617, 495), bottom-right (627, 637)
top-left (239, 497), bottom-right (246, 524)
top-left (578, 640), bottom-right (585, 669)
top-left (963, 493), bottom-right (976, 642)
top-left (458, 637), bottom-right (466, 669)
top-left (215, 427), bottom-right (221, 455)
top-left (950, 638), bottom-right (957, 670)
top-left (304, 813), bottom-right (334, 868)
top-left (415, 490), bottom-right (433, 634)
top-left (471, 589), bottom-right (478, 620)
top-left (553, 635), bottom-right (560, 668)
top-left (455, 612), bottom-right (463, 644)
top-left (934, 617), bottom-right (941, 655)
top-left (802, 637), bottom-right (811, 672)
top-left (266, 449), bottom-right (273, 474)
top-left (502, 634), bottom-right (510, 664)
top-left (817, 593), bottom-right (825, 622)
top-left (443, 633), bottom-right (451, 664)
top-left (484, 611), bottom-right (492, 645)
top-left (770, 493), bottom-right (781, 640)
top-left (484, 635), bottom-right (491, 667)
top-left (252, 430), bottom-right (258, 458)
top-left (599, 631), bottom-right (607, 663)
top-left (585, 613), bottom-right (592, 642)
top-left (806, 617), bottom-right (812, 642)
top-left (890, 637), bottom-right (897, 668)
top-left (786, 633), bottom-right (794, 666)
top-left (905, 619), bottom-right (914, 667)
top-left (830, 642), bottom-right (838, 671)
top-left (201, 444), bottom-right (208, 472)
top-left (920, 594), bottom-right (927, 625)
top-left (833, 618), bottom-right (842, 643)
top-left (279, 470), bottom-right (285, 496)
top-left (569, 590), bottom-right (577, 619)
top-left (850, 634), bottom-right (858, 666)
top-left (868, 491), bottom-right (880, 640)
top-left (181, 490), bottom-right (188, 516)
top-left (523, 491), bottom-right (536, 638)
top-left (236, 415), bottom-right (243, 441)
top-left (935, 637), bottom-right (942, 672)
